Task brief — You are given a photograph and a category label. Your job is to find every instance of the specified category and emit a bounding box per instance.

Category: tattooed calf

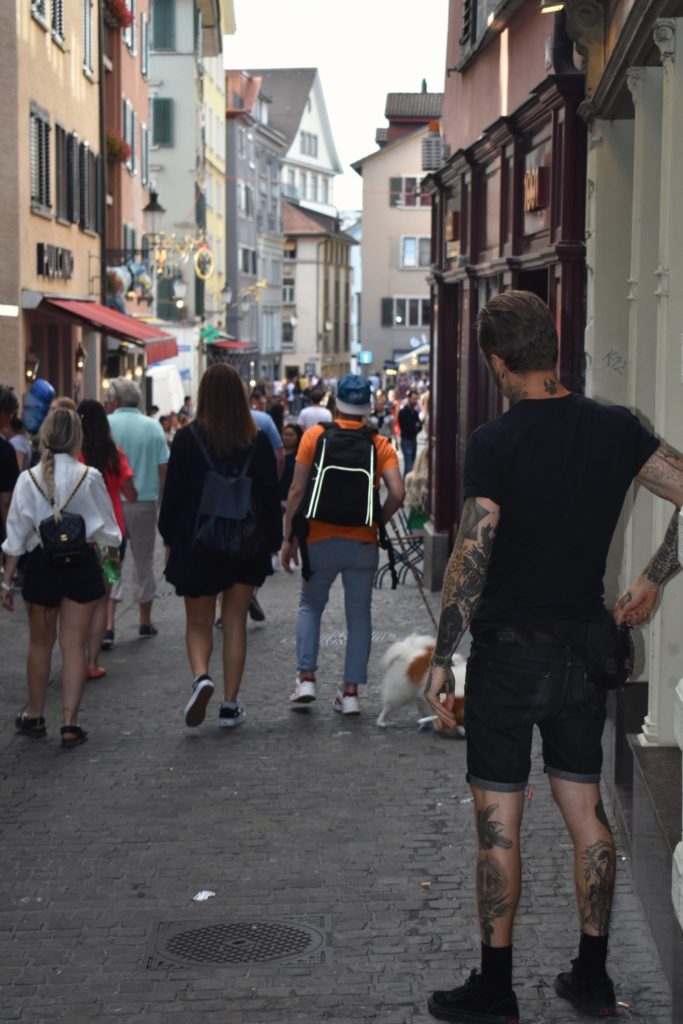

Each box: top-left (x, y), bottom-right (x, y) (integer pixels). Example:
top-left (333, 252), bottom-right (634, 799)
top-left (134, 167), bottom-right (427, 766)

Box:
top-left (477, 855), bottom-right (512, 945)
top-left (581, 839), bottom-right (615, 934)
top-left (477, 805), bottom-right (514, 850)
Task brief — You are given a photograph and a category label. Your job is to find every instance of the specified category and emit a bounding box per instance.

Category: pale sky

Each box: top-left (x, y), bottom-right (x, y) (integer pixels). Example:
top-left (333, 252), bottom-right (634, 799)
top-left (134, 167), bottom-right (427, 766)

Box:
top-left (225, 0), bottom-right (450, 212)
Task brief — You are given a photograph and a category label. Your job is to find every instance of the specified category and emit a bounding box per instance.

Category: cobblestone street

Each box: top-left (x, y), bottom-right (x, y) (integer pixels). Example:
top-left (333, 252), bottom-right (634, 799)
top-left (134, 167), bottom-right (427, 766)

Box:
top-left (0, 554), bottom-right (673, 1023)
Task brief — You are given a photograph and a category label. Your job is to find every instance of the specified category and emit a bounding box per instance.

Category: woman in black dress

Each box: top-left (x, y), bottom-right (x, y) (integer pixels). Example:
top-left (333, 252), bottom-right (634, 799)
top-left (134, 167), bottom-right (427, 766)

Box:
top-left (159, 364), bottom-right (282, 730)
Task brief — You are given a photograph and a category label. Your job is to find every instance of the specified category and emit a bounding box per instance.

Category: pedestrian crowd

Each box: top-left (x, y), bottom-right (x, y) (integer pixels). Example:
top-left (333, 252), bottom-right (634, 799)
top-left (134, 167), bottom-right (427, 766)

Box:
top-left (0, 370), bottom-right (427, 745)
top-left (4, 292), bottom-right (678, 1024)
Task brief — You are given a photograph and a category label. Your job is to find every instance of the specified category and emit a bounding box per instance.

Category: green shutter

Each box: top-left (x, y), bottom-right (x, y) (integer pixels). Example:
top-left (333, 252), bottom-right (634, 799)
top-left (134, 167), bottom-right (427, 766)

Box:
top-left (152, 98), bottom-right (174, 147)
top-left (389, 177), bottom-right (401, 207)
top-left (381, 298), bottom-right (393, 327)
top-left (151, 0), bottom-right (175, 51)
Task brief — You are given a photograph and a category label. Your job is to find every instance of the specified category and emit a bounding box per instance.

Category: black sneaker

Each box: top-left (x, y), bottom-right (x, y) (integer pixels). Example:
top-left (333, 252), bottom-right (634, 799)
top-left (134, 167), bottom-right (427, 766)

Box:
top-left (183, 675), bottom-right (214, 727)
top-left (219, 703), bottom-right (246, 729)
top-left (101, 629), bottom-right (115, 651)
top-left (428, 970), bottom-right (519, 1023)
top-left (555, 961), bottom-right (616, 1018)
top-left (248, 595), bottom-right (265, 622)
top-left (139, 624), bottom-right (158, 638)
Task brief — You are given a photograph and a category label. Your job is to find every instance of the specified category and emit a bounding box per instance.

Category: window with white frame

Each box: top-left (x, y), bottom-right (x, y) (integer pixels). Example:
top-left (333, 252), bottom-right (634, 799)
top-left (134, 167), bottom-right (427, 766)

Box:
top-left (321, 177), bottom-right (329, 204)
top-left (123, 100), bottom-right (136, 174)
top-left (381, 296), bottom-right (431, 328)
top-left (216, 239), bottom-right (223, 275)
top-left (285, 169), bottom-right (296, 198)
top-left (299, 131), bottom-right (318, 157)
top-left (82, 0), bottom-right (93, 74)
top-left (401, 235), bottom-right (431, 269)
top-left (29, 102), bottom-right (51, 215)
top-left (299, 171), bottom-right (307, 198)
top-left (283, 278), bottom-right (294, 303)
top-left (140, 12), bottom-right (149, 76)
top-left (124, 0), bottom-right (136, 52)
top-left (310, 174), bottom-right (318, 202)
top-left (389, 175), bottom-right (431, 208)
top-left (238, 126), bottom-right (247, 159)
top-left (215, 180), bottom-right (222, 217)
top-left (141, 123), bottom-right (150, 186)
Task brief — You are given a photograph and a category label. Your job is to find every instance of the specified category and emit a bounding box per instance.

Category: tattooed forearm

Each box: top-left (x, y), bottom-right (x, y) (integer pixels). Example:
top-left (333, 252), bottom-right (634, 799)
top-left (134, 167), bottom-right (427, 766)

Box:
top-left (477, 855), bottom-right (512, 945)
top-left (432, 499), bottom-right (498, 667)
top-left (477, 805), bottom-right (514, 850)
top-left (580, 839), bottom-right (615, 934)
top-left (637, 443), bottom-right (683, 502)
top-left (645, 509), bottom-right (680, 584)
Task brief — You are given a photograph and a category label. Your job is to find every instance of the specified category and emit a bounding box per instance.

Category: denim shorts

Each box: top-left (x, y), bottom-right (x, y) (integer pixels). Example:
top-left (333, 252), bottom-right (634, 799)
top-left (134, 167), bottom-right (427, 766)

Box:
top-left (464, 638), bottom-right (607, 792)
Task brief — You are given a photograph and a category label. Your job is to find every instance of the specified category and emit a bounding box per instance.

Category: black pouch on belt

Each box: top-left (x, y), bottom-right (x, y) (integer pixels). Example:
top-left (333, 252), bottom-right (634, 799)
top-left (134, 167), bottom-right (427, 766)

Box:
top-left (553, 608), bottom-right (634, 690)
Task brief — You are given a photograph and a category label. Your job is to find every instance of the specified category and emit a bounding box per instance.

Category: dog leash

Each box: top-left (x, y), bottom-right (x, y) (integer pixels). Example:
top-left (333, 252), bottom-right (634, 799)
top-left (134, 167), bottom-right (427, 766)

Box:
top-left (387, 517), bottom-right (439, 633)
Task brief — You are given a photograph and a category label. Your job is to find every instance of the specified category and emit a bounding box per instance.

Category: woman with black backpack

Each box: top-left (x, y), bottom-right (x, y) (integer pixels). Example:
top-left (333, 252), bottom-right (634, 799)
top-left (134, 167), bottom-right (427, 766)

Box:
top-left (0, 408), bottom-right (121, 748)
top-left (159, 363), bottom-right (282, 731)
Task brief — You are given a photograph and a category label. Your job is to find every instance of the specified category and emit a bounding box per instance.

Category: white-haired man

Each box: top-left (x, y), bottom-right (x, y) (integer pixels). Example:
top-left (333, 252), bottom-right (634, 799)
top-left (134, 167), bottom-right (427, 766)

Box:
top-left (106, 378), bottom-right (169, 641)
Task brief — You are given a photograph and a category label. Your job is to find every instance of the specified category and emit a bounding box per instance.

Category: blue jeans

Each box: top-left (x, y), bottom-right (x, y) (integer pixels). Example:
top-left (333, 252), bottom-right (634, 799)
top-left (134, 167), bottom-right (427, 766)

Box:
top-left (296, 538), bottom-right (379, 685)
top-left (401, 438), bottom-right (417, 475)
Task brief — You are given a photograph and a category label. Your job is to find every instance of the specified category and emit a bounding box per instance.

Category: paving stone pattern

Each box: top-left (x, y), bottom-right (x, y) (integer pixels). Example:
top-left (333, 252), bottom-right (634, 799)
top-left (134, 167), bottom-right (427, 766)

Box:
top-left (0, 551), bottom-right (673, 1022)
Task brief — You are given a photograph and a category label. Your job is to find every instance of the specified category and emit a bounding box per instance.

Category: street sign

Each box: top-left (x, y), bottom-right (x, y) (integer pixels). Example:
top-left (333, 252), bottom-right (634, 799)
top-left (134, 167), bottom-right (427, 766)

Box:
top-left (359, 350), bottom-right (372, 364)
top-left (383, 360), bottom-right (398, 371)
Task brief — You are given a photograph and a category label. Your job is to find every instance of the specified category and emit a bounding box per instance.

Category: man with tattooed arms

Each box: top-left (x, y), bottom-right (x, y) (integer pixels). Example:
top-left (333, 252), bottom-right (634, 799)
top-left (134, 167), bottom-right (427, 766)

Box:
top-left (424, 290), bottom-right (683, 1024)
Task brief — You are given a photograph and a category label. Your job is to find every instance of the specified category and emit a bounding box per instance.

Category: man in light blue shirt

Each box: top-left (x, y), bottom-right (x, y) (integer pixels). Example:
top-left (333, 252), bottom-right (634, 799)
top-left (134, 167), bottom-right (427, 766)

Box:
top-left (252, 409), bottom-right (283, 478)
top-left (106, 378), bottom-right (169, 640)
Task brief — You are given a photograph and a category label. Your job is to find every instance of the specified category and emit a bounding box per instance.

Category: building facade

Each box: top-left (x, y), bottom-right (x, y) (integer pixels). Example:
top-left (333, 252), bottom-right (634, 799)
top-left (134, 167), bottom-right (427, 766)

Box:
top-left (352, 90), bottom-right (442, 377)
top-left (564, 2), bottom-right (683, 1012)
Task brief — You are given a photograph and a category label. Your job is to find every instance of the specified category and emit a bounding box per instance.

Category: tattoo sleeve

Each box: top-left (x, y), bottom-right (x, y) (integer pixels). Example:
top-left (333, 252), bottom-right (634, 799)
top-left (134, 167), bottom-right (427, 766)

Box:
top-left (645, 508), bottom-right (680, 585)
top-left (637, 443), bottom-right (683, 503)
top-left (431, 497), bottom-right (499, 667)
top-left (580, 839), bottom-right (615, 934)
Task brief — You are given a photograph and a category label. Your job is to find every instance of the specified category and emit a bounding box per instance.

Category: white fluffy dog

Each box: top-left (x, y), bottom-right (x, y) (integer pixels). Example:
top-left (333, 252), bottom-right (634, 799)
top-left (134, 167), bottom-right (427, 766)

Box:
top-left (377, 634), bottom-right (466, 732)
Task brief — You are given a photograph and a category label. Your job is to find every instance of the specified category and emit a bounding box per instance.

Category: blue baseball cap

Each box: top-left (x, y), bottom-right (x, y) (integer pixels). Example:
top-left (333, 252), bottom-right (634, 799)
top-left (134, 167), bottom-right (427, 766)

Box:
top-left (335, 374), bottom-right (372, 416)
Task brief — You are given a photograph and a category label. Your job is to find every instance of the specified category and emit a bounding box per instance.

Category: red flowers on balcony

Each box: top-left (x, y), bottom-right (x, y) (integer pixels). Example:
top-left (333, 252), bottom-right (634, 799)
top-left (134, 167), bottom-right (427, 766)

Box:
top-left (106, 129), bottom-right (132, 164)
top-left (103, 0), bottom-right (133, 29)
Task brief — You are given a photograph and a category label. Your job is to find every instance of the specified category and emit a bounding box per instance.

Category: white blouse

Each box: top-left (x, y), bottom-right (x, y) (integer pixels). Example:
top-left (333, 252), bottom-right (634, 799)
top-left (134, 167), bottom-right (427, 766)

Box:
top-left (1, 453), bottom-right (122, 557)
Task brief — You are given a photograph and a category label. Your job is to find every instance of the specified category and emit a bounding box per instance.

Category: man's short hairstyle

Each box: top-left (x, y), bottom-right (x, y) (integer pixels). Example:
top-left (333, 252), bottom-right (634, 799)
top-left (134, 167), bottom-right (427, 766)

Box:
top-left (0, 384), bottom-right (19, 416)
top-left (309, 387), bottom-right (324, 404)
top-left (106, 377), bottom-right (141, 408)
top-left (477, 290), bottom-right (558, 373)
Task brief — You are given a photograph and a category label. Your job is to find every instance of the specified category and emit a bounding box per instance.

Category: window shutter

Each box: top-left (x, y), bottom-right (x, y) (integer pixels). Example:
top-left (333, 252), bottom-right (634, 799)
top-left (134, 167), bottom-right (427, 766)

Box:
top-left (131, 109), bottom-right (137, 173)
top-left (152, 0), bottom-right (176, 51)
top-left (79, 142), bottom-right (89, 230)
top-left (381, 298), bottom-right (393, 327)
top-left (29, 113), bottom-right (40, 206)
top-left (67, 132), bottom-right (79, 223)
top-left (460, 0), bottom-right (474, 46)
top-left (52, 0), bottom-right (64, 39)
top-left (40, 119), bottom-right (51, 209)
top-left (95, 152), bottom-right (103, 235)
top-left (389, 177), bottom-right (402, 207)
top-left (152, 98), bottom-right (173, 146)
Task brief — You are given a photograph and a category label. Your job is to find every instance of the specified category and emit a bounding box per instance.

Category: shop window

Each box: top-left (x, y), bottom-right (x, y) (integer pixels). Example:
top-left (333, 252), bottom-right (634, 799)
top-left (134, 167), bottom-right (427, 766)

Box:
top-left (151, 97), bottom-right (174, 147)
top-left (389, 176), bottom-right (431, 208)
top-left (151, 0), bottom-right (175, 51)
top-left (29, 103), bottom-right (51, 215)
top-left (401, 236), bottom-right (431, 269)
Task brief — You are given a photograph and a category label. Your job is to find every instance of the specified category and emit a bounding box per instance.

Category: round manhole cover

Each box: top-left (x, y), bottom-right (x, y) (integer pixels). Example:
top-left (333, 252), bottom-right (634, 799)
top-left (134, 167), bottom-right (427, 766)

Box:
top-left (157, 920), bottom-right (324, 965)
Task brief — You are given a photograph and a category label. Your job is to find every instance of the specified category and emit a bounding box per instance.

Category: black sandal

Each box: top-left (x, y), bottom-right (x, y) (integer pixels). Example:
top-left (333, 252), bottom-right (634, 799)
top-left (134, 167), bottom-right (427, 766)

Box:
top-left (15, 712), bottom-right (47, 739)
top-left (60, 724), bottom-right (88, 749)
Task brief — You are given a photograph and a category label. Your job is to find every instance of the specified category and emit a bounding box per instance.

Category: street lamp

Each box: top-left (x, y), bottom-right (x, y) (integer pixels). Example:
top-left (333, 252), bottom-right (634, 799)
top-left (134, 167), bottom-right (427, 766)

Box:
top-left (220, 283), bottom-right (233, 306)
top-left (142, 190), bottom-right (166, 240)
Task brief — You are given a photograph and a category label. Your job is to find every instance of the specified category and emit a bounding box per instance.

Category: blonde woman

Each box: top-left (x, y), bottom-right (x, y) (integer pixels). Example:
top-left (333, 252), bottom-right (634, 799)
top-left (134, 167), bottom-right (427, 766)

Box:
top-left (1, 409), bottom-right (121, 748)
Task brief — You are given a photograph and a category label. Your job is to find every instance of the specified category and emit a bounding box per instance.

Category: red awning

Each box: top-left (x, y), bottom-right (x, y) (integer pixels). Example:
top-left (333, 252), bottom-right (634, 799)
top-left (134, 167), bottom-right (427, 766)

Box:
top-left (207, 340), bottom-right (254, 350)
top-left (41, 298), bottom-right (178, 361)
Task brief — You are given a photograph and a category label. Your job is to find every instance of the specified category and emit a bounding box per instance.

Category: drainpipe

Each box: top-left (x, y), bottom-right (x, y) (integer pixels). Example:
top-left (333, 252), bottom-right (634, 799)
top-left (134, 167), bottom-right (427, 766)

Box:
top-left (552, 9), bottom-right (583, 76)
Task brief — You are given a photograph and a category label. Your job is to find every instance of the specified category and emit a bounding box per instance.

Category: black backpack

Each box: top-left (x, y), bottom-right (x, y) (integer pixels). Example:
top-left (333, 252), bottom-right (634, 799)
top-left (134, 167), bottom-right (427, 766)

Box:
top-left (292, 423), bottom-right (397, 587)
top-left (191, 426), bottom-right (263, 562)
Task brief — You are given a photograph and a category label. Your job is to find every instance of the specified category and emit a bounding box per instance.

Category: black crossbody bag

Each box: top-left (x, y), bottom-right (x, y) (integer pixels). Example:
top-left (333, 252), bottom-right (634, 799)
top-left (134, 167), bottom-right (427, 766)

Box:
top-left (28, 467), bottom-right (90, 568)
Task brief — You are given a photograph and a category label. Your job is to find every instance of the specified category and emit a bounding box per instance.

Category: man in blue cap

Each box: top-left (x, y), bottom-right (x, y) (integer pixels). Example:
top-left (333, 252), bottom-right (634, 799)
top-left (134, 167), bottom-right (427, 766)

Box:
top-left (281, 374), bottom-right (405, 714)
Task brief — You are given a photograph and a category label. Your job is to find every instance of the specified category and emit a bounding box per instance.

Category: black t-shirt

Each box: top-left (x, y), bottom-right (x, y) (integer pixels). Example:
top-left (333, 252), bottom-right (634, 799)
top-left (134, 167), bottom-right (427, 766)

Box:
top-left (0, 436), bottom-right (18, 495)
top-left (463, 394), bottom-right (660, 626)
top-left (398, 405), bottom-right (421, 440)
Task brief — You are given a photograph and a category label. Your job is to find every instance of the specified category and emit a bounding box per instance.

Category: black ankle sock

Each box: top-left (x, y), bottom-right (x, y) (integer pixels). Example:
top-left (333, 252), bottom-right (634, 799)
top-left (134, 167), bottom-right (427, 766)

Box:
top-left (480, 943), bottom-right (513, 995)
top-left (576, 932), bottom-right (608, 979)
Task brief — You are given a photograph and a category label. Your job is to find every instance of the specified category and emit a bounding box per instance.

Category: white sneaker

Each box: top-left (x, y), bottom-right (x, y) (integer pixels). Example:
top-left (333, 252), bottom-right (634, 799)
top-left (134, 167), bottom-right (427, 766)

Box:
top-left (333, 689), bottom-right (361, 715)
top-left (289, 676), bottom-right (317, 705)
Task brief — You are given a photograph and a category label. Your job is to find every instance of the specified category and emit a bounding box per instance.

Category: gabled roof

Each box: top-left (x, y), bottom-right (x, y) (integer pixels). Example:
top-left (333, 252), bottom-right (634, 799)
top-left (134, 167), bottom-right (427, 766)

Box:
top-left (246, 68), bottom-right (317, 143)
top-left (282, 201), bottom-right (357, 244)
top-left (226, 70), bottom-right (262, 118)
top-left (247, 67), bottom-right (343, 174)
top-left (385, 92), bottom-right (443, 119)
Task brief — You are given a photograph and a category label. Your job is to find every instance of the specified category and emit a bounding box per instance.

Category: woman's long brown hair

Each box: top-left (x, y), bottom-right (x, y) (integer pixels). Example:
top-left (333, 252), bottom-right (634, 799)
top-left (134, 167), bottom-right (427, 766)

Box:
top-left (195, 363), bottom-right (257, 459)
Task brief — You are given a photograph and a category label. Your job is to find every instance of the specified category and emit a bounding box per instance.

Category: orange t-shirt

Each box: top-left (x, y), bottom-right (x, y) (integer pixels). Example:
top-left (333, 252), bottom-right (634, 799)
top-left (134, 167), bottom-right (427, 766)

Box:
top-left (296, 418), bottom-right (398, 544)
